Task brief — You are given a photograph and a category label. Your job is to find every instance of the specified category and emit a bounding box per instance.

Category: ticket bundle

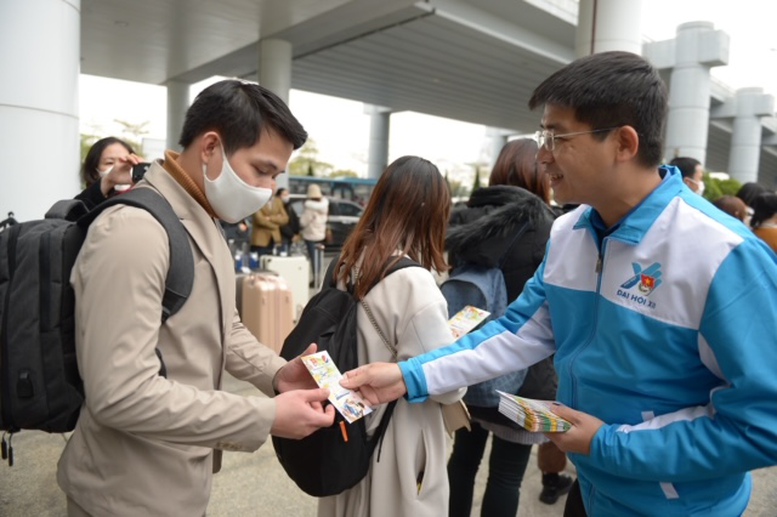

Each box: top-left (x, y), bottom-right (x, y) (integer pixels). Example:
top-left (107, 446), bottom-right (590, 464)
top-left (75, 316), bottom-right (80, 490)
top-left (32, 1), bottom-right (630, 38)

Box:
top-left (496, 390), bottom-right (571, 433)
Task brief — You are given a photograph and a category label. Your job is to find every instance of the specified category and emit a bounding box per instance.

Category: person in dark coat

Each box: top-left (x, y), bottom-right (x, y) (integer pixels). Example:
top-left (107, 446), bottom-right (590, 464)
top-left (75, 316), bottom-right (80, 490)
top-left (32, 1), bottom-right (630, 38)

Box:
top-left (276, 187), bottom-right (301, 253)
top-left (446, 138), bottom-right (573, 517)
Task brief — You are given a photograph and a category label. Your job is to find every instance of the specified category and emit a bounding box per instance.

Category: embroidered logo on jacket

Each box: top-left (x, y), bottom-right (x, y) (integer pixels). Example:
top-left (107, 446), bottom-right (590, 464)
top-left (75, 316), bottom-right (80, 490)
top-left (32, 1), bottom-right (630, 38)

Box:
top-left (620, 262), bottom-right (663, 295)
top-left (616, 262), bottom-right (663, 309)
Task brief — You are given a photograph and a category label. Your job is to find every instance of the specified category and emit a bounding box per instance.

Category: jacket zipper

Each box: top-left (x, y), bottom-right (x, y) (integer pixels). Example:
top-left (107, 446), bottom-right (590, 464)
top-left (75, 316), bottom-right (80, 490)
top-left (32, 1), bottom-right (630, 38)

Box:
top-left (568, 240), bottom-right (607, 408)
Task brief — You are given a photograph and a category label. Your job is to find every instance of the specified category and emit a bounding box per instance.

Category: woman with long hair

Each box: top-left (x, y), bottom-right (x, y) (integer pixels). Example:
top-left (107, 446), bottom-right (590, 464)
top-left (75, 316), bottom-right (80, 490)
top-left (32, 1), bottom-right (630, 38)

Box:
top-left (318, 156), bottom-right (465, 517)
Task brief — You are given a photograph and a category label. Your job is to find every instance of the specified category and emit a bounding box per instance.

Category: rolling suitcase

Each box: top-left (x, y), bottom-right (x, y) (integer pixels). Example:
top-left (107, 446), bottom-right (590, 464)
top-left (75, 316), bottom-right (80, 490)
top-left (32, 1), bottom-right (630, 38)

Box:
top-left (236, 272), bottom-right (294, 354)
top-left (260, 255), bottom-right (309, 322)
top-left (310, 244), bottom-right (326, 291)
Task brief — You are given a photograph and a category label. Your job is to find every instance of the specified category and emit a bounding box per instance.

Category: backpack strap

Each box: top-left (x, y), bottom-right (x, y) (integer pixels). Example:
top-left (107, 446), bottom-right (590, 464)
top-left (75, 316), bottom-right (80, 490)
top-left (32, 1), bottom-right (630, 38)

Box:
top-left (323, 255), bottom-right (421, 292)
top-left (77, 188), bottom-right (194, 323)
top-left (358, 297), bottom-right (399, 463)
top-left (45, 199), bottom-right (90, 221)
top-left (383, 256), bottom-right (422, 278)
top-left (359, 256), bottom-right (420, 461)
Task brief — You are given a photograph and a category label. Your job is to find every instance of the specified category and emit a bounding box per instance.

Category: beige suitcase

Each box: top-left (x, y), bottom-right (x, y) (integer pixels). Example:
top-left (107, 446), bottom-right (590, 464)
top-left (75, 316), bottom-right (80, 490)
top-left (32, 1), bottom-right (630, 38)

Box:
top-left (236, 272), bottom-right (294, 354)
top-left (259, 255), bottom-right (309, 322)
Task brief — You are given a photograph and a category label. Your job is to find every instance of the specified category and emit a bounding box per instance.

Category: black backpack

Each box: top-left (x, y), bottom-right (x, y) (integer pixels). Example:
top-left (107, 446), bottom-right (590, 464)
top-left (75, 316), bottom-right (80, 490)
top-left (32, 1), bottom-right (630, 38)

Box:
top-left (0, 188), bottom-right (193, 465)
top-left (272, 256), bottom-right (420, 497)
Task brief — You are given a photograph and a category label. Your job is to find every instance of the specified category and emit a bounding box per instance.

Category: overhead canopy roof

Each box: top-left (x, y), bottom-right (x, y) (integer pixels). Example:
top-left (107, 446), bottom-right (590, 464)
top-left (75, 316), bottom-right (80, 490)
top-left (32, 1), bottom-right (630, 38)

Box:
top-left (80, 0), bottom-right (776, 184)
top-left (81, 0), bottom-right (575, 134)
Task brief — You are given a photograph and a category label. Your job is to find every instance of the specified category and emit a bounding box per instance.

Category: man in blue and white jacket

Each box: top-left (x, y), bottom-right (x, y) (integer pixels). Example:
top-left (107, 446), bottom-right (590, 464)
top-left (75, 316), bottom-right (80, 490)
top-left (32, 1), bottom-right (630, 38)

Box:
top-left (342, 51), bottom-right (777, 516)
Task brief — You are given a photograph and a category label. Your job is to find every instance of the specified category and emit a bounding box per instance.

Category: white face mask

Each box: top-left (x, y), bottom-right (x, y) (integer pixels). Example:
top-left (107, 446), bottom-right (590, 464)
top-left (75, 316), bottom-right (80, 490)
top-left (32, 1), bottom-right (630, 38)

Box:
top-left (687, 177), bottom-right (705, 197)
top-left (203, 144), bottom-right (273, 223)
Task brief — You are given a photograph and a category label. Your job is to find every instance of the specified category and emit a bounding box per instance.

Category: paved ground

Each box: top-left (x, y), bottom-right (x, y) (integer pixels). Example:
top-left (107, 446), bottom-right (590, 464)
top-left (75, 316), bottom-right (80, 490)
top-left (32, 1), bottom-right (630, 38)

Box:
top-left (3, 371), bottom-right (777, 516)
top-left (3, 254), bottom-right (776, 516)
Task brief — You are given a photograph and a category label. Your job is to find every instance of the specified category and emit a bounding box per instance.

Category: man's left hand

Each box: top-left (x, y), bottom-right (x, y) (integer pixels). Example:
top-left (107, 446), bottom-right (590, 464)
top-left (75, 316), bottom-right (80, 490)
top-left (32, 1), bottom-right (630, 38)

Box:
top-left (273, 343), bottom-right (319, 393)
top-left (544, 403), bottom-right (605, 455)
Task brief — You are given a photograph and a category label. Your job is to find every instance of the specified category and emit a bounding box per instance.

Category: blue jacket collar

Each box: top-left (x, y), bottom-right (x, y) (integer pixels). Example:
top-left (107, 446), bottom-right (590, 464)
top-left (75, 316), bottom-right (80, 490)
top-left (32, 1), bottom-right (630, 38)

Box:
top-left (572, 166), bottom-right (683, 245)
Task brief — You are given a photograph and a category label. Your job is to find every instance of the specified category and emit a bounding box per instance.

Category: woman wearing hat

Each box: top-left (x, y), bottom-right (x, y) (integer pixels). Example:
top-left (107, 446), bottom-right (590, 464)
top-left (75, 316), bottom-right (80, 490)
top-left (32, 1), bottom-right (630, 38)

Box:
top-left (299, 183), bottom-right (329, 284)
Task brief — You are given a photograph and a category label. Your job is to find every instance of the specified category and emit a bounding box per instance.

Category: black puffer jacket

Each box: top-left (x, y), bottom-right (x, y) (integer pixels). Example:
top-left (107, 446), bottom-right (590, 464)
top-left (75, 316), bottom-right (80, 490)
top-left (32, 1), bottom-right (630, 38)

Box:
top-left (447, 185), bottom-right (556, 302)
top-left (447, 185), bottom-right (560, 404)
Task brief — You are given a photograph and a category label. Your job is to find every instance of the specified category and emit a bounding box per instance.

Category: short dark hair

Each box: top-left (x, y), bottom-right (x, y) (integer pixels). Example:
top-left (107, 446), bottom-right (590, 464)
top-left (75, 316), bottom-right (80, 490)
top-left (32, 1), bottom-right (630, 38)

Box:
top-left (712, 195), bottom-right (747, 222)
top-left (179, 79), bottom-right (308, 153)
top-left (669, 157), bottom-right (702, 179)
top-left (81, 137), bottom-right (135, 188)
top-left (528, 51), bottom-right (668, 168)
top-left (736, 182), bottom-right (769, 208)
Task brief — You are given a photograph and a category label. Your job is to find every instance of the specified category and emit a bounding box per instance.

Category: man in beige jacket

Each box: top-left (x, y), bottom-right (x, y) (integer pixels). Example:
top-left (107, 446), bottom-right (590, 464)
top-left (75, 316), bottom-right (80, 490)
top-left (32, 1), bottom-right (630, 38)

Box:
top-left (57, 80), bottom-right (335, 516)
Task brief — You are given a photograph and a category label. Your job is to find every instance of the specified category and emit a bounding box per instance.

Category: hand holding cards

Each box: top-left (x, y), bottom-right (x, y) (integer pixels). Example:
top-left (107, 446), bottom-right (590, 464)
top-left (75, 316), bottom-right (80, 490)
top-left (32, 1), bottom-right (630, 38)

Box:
top-left (301, 351), bottom-right (373, 423)
top-left (496, 391), bottom-right (571, 433)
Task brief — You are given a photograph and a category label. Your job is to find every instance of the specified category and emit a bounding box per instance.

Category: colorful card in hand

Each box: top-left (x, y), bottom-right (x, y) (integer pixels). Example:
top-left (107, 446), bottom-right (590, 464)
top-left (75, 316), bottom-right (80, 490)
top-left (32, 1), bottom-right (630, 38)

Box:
top-left (496, 390), bottom-right (571, 433)
top-left (301, 351), bottom-right (373, 423)
top-left (448, 305), bottom-right (491, 339)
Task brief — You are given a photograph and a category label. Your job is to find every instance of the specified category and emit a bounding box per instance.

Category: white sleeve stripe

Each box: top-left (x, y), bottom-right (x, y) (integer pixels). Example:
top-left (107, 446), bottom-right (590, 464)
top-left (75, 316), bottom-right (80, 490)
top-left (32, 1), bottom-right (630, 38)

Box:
top-left (423, 304), bottom-right (555, 396)
top-left (616, 405), bottom-right (714, 434)
top-left (699, 335), bottom-right (725, 381)
top-left (660, 482), bottom-right (680, 499)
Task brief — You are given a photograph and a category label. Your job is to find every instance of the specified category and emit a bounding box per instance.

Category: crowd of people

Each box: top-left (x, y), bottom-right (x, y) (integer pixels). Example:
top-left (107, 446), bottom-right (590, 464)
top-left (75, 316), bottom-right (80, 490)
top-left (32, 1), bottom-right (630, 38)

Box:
top-left (52, 49), bottom-right (777, 517)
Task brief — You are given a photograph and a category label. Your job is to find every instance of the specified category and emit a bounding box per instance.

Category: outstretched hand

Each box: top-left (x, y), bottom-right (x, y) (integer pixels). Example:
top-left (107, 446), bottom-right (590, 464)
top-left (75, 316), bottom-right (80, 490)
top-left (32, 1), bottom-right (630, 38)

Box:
top-left (339, 363), bottom-right (407, 406)
top-left (271, 388), bottom-right (335, 439)
top-left (274, 343), bottom-right (319, 393)
top-left (544, 403), bottom-right (604, 455)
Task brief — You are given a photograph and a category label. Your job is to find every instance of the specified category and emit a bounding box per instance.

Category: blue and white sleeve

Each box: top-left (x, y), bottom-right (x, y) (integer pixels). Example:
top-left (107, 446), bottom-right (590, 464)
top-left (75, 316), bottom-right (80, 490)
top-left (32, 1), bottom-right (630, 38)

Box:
top-left (400, 260), bottom-right (556, 403)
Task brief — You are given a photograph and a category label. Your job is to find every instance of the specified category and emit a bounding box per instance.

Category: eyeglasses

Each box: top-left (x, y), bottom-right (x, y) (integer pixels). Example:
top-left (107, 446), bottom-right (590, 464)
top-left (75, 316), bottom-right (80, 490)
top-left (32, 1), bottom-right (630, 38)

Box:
top-left (534, 127), bottom-right (620, 152)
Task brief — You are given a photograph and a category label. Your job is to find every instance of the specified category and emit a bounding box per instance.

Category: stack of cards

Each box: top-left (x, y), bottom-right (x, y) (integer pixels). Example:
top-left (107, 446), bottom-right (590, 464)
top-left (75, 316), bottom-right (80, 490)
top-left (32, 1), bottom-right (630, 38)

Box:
top-left (448, 305), bottom-right (491, 339)
top-left (496, 390), bottom-right (571, 433)
top-left (301, 351), bottom-right (373, 423)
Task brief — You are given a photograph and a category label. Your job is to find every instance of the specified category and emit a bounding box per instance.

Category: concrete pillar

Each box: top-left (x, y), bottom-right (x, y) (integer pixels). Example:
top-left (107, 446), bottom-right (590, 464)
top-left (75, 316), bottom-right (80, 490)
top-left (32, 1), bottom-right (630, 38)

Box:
top-left (259, 38), bottom-right (293, 189)
top-left (259, 39), bottom-right (292, 105)
top-left (662, 22), bottom-right (729, 164)
top-left (576, 0), bottom-right (643, 57)
top-left (166, 80), bottom-right (190, 152)
top-left (728, 88), bottom-right (774, 184)
top-left (366, 105), bottom-right (391, 180)
top-left (485, 128), bottom-right (510, 169)
top-left (0, 0), bottom-right (80, 221)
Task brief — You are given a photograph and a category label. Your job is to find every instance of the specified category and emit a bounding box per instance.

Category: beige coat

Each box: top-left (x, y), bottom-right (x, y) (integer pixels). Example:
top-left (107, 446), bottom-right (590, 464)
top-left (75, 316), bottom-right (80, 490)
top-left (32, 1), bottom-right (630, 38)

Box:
top-left (318, 264), bottom-right (465, 517)
top-left (57, 161), bottom-right (287, 516)
top-left (251, 196), bottom-right (288, 247)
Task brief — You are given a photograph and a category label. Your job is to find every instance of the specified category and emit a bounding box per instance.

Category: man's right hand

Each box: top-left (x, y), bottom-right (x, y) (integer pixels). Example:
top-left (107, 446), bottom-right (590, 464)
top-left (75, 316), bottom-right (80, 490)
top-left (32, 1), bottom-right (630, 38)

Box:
top-left (339, 363), bottom-right (407, 406)
top-left (271, 388), bottom-right (335, 439)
